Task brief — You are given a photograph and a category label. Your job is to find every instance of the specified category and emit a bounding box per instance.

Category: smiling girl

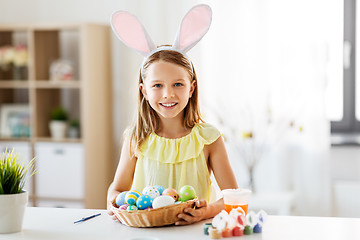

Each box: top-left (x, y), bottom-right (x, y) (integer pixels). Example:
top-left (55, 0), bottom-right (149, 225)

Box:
top-left (107, 4), bottom-right (238, 225)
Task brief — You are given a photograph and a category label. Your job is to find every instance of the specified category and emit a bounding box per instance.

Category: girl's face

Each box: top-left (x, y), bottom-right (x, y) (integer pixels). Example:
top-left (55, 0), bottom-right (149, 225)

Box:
top-left (140, 60), bottom-right (196, 121)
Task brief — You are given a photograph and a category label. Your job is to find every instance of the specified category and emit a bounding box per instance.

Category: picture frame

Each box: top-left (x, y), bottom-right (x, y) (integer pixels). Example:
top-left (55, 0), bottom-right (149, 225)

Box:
top-left (0, 104), bottom-right (30, 138)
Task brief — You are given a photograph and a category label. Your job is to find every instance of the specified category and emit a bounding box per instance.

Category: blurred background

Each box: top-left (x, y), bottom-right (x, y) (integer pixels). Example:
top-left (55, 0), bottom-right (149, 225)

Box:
top-left (0, 0), bottom-right (359, 218)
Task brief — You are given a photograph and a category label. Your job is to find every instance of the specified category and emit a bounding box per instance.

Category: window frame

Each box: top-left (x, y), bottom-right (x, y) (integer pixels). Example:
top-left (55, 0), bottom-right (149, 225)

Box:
top-left (331, 0), bottom-right (360, 135)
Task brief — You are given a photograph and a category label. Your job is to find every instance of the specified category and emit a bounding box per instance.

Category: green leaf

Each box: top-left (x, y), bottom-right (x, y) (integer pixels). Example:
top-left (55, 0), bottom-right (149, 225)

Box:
top-left (0, 148), bottom-right (36, 194)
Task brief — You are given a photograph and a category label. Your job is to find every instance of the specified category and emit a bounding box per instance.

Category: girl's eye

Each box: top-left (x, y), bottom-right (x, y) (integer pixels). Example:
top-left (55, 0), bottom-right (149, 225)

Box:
top-left (153, 84), bottom-right (162, 88)
top-left (174, 83), bottom-right (183, 87)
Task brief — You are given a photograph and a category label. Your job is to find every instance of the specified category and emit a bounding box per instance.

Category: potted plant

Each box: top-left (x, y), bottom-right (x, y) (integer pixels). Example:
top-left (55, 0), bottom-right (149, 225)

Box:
top-left (68, 119), bottom-right (80, 139)
top-left (0, 149), bottom-right (36, 233)
top-left (49, 106), bottom-right (68, 139)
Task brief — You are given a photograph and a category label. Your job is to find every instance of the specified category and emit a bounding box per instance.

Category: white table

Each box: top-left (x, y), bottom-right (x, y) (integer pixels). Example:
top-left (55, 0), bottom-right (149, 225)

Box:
top-left (1, 207), bottom-right (360, 240)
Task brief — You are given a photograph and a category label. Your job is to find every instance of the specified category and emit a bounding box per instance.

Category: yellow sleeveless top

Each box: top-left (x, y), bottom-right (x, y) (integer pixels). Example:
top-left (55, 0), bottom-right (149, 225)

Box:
top-left (131, 123), bottom-right (221, 203)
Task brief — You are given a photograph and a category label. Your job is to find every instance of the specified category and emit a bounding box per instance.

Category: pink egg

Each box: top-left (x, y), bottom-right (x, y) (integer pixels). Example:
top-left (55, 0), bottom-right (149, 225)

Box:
top-left (119, 204), bottom-right (129, 210)
top-left (162, 188), bottom-right (179, 201)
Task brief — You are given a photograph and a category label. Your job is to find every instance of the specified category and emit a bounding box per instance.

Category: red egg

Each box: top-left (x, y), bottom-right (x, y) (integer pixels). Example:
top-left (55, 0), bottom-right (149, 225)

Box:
top-left (162, 188), bottom-right (179, 201)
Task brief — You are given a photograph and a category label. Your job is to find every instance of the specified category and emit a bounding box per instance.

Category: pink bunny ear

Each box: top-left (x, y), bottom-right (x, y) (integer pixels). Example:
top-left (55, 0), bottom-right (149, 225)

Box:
top-left (111, 11), bottom-right (156, 56)
top-left (173, 4), bottom-right (212, 53)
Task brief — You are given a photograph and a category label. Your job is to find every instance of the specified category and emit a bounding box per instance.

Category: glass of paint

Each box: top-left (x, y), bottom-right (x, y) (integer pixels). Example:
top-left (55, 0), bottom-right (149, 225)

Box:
top-left (222, 188), bottom-right (252, 215)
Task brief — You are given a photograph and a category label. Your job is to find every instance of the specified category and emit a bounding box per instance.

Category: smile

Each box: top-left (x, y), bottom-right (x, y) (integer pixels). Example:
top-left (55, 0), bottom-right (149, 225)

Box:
top-left (160, 102), bottom-right (178, 108)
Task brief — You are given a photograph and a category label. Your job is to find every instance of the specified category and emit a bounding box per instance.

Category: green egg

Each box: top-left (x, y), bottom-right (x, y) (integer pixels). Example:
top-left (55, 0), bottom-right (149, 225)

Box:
top-left (126, 205), bottom-right (138, 211)
top-left (178, 185), bottom-right (196, 201)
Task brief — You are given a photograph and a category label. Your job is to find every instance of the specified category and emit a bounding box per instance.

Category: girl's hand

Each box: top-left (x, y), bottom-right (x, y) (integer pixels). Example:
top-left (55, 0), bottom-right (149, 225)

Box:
top-left (107, 209), bottom-right (118, 221)
top-left (175, 200), bottom-right (208, 225)
top-left (107, 200), bottom-right (119, 221)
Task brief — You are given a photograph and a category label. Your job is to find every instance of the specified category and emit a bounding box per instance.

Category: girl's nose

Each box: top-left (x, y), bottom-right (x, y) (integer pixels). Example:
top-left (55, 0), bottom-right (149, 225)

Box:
top-left (163, 87), bottom-right (175, 98)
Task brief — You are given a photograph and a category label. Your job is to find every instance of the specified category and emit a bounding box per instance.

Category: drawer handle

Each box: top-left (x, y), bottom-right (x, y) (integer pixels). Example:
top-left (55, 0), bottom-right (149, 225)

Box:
top-left (54, 149), bottom-right (65, 155)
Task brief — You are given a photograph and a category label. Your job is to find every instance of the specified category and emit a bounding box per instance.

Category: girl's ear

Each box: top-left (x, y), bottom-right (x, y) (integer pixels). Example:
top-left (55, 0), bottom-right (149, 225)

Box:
top-left (139, 83), bottom-right (148, 100)
top-left (172, 4), bottom-right (212, 53)
top-left (111, 11), bottom-right (156, 56)
top-left (189, 80), bottom-right (197, 98)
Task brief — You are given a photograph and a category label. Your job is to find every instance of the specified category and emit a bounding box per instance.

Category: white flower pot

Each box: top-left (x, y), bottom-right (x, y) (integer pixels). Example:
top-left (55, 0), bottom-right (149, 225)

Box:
top-left (0, 191), bottom-right (28, 233)
top-left (49, 120), bottom-right (67, 139)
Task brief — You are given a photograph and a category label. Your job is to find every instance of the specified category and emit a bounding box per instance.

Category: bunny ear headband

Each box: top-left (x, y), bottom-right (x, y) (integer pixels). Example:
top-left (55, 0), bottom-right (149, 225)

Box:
top-left (110, 4), bottom-right (212, 73)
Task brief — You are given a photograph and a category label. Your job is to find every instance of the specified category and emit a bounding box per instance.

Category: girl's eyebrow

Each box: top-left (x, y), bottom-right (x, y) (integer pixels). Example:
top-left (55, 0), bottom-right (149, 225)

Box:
top-left (148, 78), bottom-right (186, 83)
top-left (147, 79), bottom-right (163, 84)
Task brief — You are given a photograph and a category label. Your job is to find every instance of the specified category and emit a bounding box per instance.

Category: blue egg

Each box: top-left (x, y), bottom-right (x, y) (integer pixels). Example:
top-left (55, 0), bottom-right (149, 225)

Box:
top-left (136, 195), bottom-right (153, 210)
top-left (125, 190), bottom-right (142, 205)
top-left (115, 191), bottom-right (128, 207)
top-left (154, 185), bottom-right (165, 195)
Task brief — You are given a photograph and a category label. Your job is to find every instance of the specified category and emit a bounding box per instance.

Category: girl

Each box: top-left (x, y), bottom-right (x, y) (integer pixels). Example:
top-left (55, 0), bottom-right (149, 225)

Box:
top-left (108, 4), bottom-right (238, 225)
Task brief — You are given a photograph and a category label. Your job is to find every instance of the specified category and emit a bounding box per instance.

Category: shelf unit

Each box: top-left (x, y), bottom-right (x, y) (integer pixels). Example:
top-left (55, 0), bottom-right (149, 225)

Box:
top-left (0, 23), bottom-right (113, 209)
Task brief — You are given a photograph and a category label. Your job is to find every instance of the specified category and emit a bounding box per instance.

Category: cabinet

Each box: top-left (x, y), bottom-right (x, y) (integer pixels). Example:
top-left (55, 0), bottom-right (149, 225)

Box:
top-left (0, 24), bottom-right (113, 209)
top-left (35, 143), bottom-right (84, 200)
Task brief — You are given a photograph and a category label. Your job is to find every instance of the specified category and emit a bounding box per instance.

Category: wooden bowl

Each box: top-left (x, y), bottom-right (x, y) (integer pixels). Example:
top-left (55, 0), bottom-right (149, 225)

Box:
top-left (109, 198), bottom-right (197, 227)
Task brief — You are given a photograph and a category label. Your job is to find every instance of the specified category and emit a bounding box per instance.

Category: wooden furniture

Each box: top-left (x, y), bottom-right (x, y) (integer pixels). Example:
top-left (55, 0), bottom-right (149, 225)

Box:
top-left (0, 23), bottom-right (113, 209)
top-left (2, 207), bottom-right (360, 239)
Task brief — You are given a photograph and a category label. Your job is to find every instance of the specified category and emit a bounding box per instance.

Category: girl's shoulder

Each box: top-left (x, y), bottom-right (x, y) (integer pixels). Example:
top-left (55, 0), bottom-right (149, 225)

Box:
top-left (194, 122), bottom-right (221, 138)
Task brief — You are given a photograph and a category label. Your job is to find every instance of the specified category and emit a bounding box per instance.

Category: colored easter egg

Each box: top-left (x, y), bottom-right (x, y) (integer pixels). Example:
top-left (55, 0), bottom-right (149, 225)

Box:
top-left (136, 194), bottom-right (153, 210)
top-left (126, 205), bottom-right (138, 211)
top-left (142, 186), bottom-right (160, 199)
top-left (162, 188), bottom-right (179, 201)
top-left (115, 191), bottom-right (128, 207)
top-left (152, 195), bottom-right (175, 209)
top-left (142, 186), bottom-right (152, 194)
top-left (119, 204), bottom-right (129, 210)
top-left (125, 190), bottom-right (142, 205)
top-left (154, 185), bottom-right (165, 195)
top-left (178, 185), bottom-right (196, 201)
top-left (133, 189), bottom-right (142, 196)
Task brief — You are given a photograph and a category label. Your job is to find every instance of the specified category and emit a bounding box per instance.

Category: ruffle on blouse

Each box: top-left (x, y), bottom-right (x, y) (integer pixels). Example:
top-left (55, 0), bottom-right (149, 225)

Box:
top-left (138, 123), bottom-right (221, 164)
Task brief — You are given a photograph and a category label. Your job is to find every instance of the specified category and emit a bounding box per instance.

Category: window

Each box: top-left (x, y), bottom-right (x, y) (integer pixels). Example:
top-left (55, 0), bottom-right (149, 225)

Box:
top-left (330, 0), bottom-right (360, 144)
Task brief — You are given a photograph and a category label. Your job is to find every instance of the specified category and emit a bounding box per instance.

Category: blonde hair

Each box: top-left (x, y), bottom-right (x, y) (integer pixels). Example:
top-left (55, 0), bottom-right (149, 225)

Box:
top-left (129, 49), bottom-right (203, 152)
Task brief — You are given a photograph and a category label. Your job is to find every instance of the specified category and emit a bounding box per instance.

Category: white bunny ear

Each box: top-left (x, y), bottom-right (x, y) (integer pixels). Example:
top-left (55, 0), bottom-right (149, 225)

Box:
top-left (111, 11), bottom-right (156, 57)
top-left (173, 4), bottom-right (212, 53)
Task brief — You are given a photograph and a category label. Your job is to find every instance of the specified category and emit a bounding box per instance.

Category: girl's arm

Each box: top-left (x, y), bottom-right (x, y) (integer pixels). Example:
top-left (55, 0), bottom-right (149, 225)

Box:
top-left (207, 136), bottom-right (238, 190)
top-left (107, 137), bottom-right (137, 206)
top-left (176, 136), bottom-right (238, 225)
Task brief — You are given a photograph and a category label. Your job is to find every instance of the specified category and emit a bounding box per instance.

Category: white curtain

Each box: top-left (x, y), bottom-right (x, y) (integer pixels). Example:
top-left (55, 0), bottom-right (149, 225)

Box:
top-left (198, 0), bottom-right (334, 216)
